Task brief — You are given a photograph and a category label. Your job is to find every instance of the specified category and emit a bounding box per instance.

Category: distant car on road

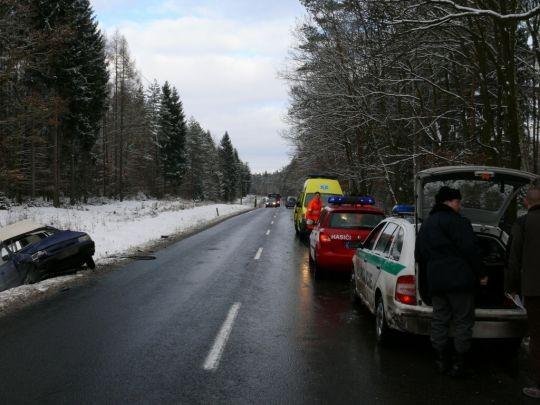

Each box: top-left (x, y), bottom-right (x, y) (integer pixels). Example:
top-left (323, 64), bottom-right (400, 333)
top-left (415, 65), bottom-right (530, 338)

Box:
top-left (0, 220), bottom-right (95, 291)
top-left (309, 196), bottom-right (385, 275)
top-left (267, 193), bottom-right (281, 206)
top-left (352, 166), bottom-right (535, 343)
top-left (265, 197), bottom-right (280, 208)
top-left (285, 196), bottom-right (297, 208)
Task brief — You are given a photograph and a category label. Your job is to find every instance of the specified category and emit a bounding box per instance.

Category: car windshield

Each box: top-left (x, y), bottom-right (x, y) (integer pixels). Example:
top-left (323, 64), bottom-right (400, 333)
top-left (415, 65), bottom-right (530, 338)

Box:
top-left (423, 180), bottom-right (514, 212)
top-left (304, 193), bottom-right (341, 207)
top-left (5, 229), bottom-right (57, 253)
top-left (328, 212), bottom-right (384, 229)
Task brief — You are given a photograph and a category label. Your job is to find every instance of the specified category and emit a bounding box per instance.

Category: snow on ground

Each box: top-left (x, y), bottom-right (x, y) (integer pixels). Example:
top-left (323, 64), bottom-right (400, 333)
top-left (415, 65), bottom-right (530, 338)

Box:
top-left (0, 198), bottom-right (253, 314)
top-left (0, 199), bottom-right (251, 261)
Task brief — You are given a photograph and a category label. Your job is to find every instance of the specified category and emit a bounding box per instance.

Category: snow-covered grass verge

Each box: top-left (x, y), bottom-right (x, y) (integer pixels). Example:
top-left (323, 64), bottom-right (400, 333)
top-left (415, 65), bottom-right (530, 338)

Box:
top-left (0, 198), bottom-right (252, 315)
top-left (0, 199), bottom-right (251, 261)
top-left (0, 273), bottom-right (87, 315)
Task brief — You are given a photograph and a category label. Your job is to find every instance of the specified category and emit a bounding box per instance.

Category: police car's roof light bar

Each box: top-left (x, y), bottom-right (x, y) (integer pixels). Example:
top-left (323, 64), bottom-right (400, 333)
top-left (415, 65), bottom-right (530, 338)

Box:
top-left (328, 196), bottom-right (376, 206)
top-left (392, 204), bottom-right (415, 215)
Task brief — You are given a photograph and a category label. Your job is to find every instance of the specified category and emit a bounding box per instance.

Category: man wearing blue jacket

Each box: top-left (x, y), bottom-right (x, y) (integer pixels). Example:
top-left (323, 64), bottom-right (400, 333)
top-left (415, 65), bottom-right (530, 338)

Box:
top-left (416, 186), bottom-right (486, 377)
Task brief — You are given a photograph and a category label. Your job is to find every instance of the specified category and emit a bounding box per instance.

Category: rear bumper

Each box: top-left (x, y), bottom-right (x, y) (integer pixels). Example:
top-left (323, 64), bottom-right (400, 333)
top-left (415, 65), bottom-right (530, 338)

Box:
top-left (316, 250), bottom-right (354, 272)
top-left (387, 302), bottom-right (528, 339)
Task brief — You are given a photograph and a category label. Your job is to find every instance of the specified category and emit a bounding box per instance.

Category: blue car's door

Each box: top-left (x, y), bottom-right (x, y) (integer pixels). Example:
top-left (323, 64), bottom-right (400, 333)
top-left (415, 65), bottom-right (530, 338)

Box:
top-left (0, 245), bottom-right (20, 291)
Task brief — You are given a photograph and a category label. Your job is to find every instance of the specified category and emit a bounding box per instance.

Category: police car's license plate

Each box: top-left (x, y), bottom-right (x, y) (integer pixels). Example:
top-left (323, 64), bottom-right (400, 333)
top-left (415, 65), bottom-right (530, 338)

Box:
top-left (345, 241), bottom-right (362, 249)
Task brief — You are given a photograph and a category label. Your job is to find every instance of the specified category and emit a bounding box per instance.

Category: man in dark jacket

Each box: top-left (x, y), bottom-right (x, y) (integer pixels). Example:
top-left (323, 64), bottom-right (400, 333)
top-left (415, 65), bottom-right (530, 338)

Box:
top-left (416, 186), bottom-right (486, 377)
top-left (506, 187), bottom-right (540, 399)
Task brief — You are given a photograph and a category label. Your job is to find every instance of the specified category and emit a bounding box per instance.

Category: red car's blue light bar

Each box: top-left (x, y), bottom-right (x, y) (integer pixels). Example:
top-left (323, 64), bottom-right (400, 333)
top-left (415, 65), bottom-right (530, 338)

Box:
top-left (328, 196), bottom-right (375, 205)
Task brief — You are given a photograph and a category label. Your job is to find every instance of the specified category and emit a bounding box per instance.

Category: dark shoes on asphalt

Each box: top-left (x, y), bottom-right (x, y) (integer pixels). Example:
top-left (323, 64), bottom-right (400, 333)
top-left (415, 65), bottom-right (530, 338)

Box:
top-left (435, 351), bottom-right (468, 378)
top-left (436, 350), bottom-right (450, 374)
top-left (448, 354), bottom-right (467, 378)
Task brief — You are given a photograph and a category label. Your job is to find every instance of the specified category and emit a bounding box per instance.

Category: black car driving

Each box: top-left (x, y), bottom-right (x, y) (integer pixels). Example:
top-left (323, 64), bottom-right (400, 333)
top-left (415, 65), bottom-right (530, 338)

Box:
top-left (0, 220), bottom-right (95, 291)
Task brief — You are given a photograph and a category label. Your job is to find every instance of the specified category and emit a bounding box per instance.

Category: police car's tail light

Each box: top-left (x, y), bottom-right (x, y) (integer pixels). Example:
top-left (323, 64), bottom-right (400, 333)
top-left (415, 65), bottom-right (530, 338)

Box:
top-left (395, 275), bottom-right (417, 306)
top-left (319, 233), bottom-right (331, 243)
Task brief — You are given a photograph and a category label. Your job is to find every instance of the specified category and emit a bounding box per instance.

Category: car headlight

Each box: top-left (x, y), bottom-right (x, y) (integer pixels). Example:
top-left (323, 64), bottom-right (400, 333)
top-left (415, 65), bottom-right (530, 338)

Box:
top-left (78, 235), bottom-right (91, 243)
top-left (31, 250), bottom-right (47, 262)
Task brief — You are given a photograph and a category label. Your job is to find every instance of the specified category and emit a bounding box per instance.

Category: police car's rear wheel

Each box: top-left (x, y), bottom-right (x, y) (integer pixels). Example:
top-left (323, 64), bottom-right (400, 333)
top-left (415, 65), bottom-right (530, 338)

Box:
top-left (375, 297), bottom-right (390, 344)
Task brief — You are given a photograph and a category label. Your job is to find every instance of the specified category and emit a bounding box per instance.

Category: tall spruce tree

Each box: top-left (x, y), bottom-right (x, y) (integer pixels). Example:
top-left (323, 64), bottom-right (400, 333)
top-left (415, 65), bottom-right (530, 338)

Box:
top-left (185, 119), bottom-right (206, 199)
top-left (218, 132), bottom-right (237, 202)
top-left (201, 130), bottom-right (221, 200)
top-left (33, 0), bottom-right (108, 203)
top-left (159, 82), bottom-right (187, 194)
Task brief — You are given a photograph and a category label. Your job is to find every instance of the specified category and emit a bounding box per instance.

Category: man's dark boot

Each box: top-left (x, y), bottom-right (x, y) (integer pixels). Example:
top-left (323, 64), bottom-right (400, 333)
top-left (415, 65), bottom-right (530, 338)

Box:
top-left (435, 350), bottom-right (450, 374)
top-left (449, 353), bottom-right (466, 378)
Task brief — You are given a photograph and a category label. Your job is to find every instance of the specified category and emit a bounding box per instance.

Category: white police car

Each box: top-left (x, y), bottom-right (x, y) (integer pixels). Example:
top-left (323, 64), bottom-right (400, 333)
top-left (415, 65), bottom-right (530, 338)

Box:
top-left (352, 166), bottom-right (537, 343)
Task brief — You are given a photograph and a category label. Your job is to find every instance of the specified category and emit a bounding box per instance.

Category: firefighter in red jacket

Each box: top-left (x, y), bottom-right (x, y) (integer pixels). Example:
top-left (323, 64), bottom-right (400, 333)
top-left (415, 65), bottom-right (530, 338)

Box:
top-left (306, 192), bottom-right (323, 227)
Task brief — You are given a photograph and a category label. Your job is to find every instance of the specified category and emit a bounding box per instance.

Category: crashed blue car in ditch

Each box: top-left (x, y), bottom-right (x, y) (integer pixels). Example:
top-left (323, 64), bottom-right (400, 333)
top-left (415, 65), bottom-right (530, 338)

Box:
top-left (0, 220), bottom-right (95, 292)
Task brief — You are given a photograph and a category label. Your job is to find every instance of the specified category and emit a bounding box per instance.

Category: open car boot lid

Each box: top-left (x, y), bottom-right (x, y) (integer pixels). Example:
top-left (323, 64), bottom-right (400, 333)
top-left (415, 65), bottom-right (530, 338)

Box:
top-left (416, 166), bottom-right (539, 228)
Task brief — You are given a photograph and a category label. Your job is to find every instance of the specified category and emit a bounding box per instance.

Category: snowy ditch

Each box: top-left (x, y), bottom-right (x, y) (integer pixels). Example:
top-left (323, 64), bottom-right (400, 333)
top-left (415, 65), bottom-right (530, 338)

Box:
top-left (0, 199), bottom-right (252, 315)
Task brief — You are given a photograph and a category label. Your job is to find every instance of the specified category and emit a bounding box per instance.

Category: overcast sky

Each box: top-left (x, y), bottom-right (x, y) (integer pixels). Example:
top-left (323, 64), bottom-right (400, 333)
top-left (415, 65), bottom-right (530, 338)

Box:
top-left (90, 0), bottom-right (305, 173)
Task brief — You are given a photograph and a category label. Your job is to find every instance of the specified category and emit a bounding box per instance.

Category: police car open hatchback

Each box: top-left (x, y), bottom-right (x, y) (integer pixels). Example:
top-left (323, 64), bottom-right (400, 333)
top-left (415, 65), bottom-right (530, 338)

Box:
top-left (309, 196), bottom-right (385, 274)
top-left (352, 166), bottom-right (538, 343)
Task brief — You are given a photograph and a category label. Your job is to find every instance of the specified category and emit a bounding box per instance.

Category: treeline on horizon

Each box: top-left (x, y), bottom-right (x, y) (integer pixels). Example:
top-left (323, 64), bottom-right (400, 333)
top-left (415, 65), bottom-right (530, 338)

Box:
top-left (277, 0), bottom-right (540, 206)
top-left (0, 0), bottom-right (251, 206)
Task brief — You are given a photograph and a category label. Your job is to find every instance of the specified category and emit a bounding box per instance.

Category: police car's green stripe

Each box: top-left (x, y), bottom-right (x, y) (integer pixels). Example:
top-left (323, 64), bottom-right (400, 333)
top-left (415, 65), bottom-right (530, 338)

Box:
top-left (358, 251), bottom-right (406, 276)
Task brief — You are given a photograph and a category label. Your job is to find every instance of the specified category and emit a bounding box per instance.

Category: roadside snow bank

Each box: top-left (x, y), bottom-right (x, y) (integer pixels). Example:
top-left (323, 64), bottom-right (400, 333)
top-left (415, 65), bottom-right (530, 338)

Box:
top-left (0, 199), bottom-right (252, 315)
top-left (0, 200), bottom-right (251, 261)
top-left (0, 273), bottom-right (86, 314)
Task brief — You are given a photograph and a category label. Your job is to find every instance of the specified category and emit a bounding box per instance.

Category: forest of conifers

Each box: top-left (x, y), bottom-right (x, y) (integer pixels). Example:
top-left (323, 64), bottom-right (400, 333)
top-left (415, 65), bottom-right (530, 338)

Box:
top-left (0, 0), bottom-right (251, 206)
top-left (263, 0), bottom-right (540, 204)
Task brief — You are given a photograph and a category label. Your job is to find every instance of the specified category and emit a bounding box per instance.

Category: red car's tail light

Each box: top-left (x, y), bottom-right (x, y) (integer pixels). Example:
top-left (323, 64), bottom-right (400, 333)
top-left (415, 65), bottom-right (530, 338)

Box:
top-left (319, 233), bottom-right (331, 243)
top-left (395, 275), bottom-right (417, 306)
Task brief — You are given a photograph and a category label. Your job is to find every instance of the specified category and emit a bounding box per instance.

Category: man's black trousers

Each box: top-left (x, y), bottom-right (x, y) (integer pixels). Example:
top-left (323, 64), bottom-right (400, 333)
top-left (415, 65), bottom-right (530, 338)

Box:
top-left (431, 292), bottom-right (475, 354)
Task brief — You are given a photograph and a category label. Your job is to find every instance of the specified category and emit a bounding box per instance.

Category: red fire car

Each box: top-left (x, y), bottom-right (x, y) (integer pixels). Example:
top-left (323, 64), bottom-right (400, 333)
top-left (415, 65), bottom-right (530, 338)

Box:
top-left (309, 196), bottom-right (385, 274)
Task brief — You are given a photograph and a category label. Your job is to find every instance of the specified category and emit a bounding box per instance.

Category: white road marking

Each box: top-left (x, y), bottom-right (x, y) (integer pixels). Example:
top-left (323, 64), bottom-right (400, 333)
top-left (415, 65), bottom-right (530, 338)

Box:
top-left (203, 302), bottom-right (241, 371)
top-left (254, 247), bottom-right (263, 260)
top-left (271, 221), bottom-right (274, 225)
top-left (266, 229), bottom-right (271, 236)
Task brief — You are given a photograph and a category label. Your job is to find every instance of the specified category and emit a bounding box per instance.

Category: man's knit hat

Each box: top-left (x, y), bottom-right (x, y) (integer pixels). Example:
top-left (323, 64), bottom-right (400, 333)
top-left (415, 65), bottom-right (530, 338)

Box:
top-left (435, 186), bottom-right (462, 204)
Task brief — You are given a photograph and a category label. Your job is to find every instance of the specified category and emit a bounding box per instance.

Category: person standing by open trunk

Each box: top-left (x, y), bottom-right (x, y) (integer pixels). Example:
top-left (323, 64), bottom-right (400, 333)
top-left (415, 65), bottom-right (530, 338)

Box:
top-left (416, 186), bottom-right (487, 377)
top-left (506, 187), bottom-right (540, 399)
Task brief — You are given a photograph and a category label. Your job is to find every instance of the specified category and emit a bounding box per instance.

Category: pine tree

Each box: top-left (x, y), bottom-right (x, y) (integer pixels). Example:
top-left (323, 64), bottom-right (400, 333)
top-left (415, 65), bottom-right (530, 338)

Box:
top-left (218, 132), bottom-right (237, 202)
top-left (185, 119), bottom-right (206, 199)
top-left (33, 0), bottom-right (108, 204)
top-left (159, 82), bottom-right (187, 194)
top-left (201, 130), bottom-right (221, 200)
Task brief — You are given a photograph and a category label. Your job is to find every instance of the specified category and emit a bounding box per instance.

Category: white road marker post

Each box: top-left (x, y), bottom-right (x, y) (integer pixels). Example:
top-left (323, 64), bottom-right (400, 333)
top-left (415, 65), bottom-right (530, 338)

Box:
top-left (203, 303), bottom-right (241, 371)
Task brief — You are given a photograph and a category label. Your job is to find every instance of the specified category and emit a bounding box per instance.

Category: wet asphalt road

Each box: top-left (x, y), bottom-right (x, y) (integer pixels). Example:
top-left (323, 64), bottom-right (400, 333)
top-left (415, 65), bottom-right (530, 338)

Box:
top-left (0, 208), bottom-right (534, 404)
